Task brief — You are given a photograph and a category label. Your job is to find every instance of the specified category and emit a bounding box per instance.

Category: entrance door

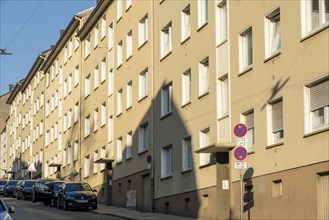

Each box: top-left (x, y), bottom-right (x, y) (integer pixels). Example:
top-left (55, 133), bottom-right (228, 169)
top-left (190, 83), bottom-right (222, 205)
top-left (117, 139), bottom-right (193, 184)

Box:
top-left (142, 175), bottom-right (151, 212)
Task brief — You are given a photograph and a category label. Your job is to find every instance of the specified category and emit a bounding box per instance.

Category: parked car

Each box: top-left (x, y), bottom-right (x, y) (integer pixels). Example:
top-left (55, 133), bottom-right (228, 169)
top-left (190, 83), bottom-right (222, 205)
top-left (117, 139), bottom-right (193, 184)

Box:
top-left (13, 180), bottom-right (23, 198)
top-left (46, 181), bottom-right (64, 206)
top-left (3, 180), bottom-right (18, 197)
top-left (31, 178), bottom-right (60, 204)
top-left (57, 182), bottom-right (97, 210)
top-left (16, 180), bottom-right (35, 200)
top-left (0, 198), bottom-right (15, 220)
top-left (0, 180), bottom-right (7, 195)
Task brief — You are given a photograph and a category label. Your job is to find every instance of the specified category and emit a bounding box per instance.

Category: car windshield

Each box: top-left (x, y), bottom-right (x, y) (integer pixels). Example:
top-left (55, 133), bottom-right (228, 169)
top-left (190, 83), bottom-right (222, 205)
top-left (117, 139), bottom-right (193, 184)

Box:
top-left (53, 182), bottom-right (63, 191)
top-left (65, 183), bottom-right (92, 192)
top-left (0, 181), bottom-right (6, 185)
top-left (8, 181), bottom-right (17, 186)
top-left (24, 181), bottom-right (35, 187)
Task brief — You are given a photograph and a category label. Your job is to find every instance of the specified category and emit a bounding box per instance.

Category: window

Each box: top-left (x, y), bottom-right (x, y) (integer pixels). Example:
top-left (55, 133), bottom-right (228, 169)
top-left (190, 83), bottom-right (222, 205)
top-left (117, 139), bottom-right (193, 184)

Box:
top-left (126, 0), bottom-right (132, 10)
top-left (101, 102), bottom-right (106, 126)
top-left (216, 0), bottom-right (227, 44)
top-left (63, 113), bottom-right (67, 132)
top-left (68, 38), bottom-right (73, 58)
top-left (74, 29), bottom-right (79, 51)
top-left (138, 122), bottom-right (148, 153)
top-left (126, 31), bottom-right (133, 59)
top-left (301, 0), bottom-right (329, 36)
top-left (218, 75), bottom-right (229, 117)
top-left (117, 0), bottom-right (122, 21)
top-left (265, 8), bottom-right (281, 57)
top-left (100, 146), bottom-right (106, 170)
top-left (55, 90), bottom-right (58, 107)
top-left (46, 100), bottom-right (50, 117)
top-left (304, 77), bottom-right (329, 133)
top-left (161, 22), bottom-right (172, 58)
top-left (108, 22), bottom-right (114, 50)
top-left (117, 89), bottom-right (123, 115)
top-left (108, 115), bottom-right (113, 142)
top-left (51, 95), bottom-right (54, 111)
top-left (161, 83), bottom-right (173, 117)
top-left (94, 66), bottom-right (99, 90)
top-left (73, 141), bottom-right (78, 161)
top-left (139, 14), bottom-right (148, 47)
top-left (94, 108), bottom-right (99, 132)
top-left (199, 57), bottom-right (209, 96)
top-left (93, 151), bottom-right (98, 174)
top-left (161, 145), bottom-right (173, 178)
top-left (139, 69), bottom-right (148, 100)
top-left (101, 58), bottom-right (106, 83)
top-left (126, 81), bottom-right (132, 109)
top-left (67, 145), bottom-right (72, 165)
top-left (74, 102), bottom-right (79, 123)
top-left (63, 149), bottom-right (67, 167)
top-left (68, 109), bottom-right (72, 129)
top-left (198, 0), bottom-right (208, 28)
top-left (117, 41), bottom-right (123, 67)
top-left (239, 27), bottom-right (253, 72)
top-left (64, 79), bottom-right (68, 98)
top-left (241, 109), bottom-right (255, 151)
top-left (101, 15), bottom-right (106, 39)
top-left (317, 172), bottom-right (329, 219)
top-left (85, 74), bottom-right (91, 97)
top-left (182, 136), bottom-right (192, 172)
top-left (272, 179), bottom-right (283, 198)
top-left (117, 137), bottom-right (122, 163)
top-left (126, 131), bottom-right (132, 159)
top-left (94, 24), bottom-right (99, 48)
top-left (85, 35), bottom-right (91, 58)
top-left (85, 115), bottom-right (91, 137)
top-left (74, 65), bottom-right (79, 87)
top-left (267, 98), bottom-right (284, 145)
top-left (199, 128), bottom-right (210, 166)
top-left (182, 69), bottom-right (191, 105)
top-left (68, 73), bottom-right (72, 93)
top-left (84, 155), bottom-right (90, 178)
top-left (181, 5), bottom-right (191, 42)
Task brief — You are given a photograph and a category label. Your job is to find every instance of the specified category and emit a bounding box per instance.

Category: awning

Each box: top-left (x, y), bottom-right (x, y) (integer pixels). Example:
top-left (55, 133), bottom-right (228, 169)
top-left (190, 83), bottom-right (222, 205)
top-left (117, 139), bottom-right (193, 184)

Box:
top-left (48, 163), bottom-right (62, 167)
top-left (194, 142), bottom-right (235, 154)
top-left (94, 157), bottom-right (114, 164)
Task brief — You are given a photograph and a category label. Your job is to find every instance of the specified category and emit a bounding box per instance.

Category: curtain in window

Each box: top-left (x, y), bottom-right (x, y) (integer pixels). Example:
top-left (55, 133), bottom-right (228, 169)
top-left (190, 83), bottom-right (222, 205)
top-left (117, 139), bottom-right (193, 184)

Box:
top-left (271, 14), bottom-right (281, 53)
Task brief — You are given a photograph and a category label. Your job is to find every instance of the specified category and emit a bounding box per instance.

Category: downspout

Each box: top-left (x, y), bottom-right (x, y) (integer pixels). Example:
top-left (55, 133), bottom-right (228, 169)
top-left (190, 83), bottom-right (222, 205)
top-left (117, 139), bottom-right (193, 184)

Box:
top-left (151, 0), bottom-right (155, 213)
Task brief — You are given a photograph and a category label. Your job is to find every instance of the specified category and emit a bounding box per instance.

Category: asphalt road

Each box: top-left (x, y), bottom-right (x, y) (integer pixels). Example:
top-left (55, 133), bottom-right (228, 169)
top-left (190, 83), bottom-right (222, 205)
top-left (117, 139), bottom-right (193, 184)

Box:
top-left (1, 196), bottom-right (124, 220)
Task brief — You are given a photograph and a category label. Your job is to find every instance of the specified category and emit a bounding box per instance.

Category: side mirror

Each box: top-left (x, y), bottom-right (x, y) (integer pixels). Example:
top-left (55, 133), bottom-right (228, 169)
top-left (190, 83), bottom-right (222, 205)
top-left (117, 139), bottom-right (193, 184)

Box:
top-left (92, 189), bottom-right (97, 193)
top-left (8, 206), bottom-right (15, 213)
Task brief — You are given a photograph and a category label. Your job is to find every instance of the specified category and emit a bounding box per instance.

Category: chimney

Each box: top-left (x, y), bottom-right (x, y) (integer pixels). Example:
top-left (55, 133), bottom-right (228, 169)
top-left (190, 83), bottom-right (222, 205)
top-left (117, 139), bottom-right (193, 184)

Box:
top-left (60, 29), bottom-right (65, 36)
top-left (9, 84), bottom-right (14, 92)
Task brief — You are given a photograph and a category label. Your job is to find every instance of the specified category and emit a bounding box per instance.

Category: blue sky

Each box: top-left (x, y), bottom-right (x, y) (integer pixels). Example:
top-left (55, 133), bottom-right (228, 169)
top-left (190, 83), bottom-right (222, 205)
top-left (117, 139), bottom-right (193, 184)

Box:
top-left (0, 0), bottom-right (96, 95)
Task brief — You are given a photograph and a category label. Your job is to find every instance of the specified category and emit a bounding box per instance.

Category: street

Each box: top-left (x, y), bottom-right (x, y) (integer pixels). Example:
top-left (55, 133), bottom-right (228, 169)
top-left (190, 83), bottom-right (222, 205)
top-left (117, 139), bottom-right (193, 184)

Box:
top-left (1, 196), bottom-right (125, 220)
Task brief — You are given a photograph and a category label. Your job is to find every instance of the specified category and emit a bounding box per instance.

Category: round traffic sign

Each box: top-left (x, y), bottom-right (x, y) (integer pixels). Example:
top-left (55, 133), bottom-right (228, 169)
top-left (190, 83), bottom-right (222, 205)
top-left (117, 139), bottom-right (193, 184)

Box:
top-left (234, 123), bottom-right (247, 137)
top-left (234, 147), bottom-right (247, 161)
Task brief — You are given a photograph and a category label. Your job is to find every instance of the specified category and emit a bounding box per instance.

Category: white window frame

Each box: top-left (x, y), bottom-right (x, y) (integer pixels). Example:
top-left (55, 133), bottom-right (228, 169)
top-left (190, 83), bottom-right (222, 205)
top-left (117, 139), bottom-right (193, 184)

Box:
top-left (181, 4), bottom-right (191, 42)
top-left (117, 89), bottom-right (123, 115)
top-left (138, 122), bottom-right (148, 153)
top-left (241, 109), bottom-right (255, 152)
top-left (139, 69), bottom-right (148, 100)
top-left (117, 137), bottom-right (122, 163)
top-left (117, 0), bottom-right (122, 21)
top-left (239, 27), bottom-right (253, 72)
top-left (161, 145), bottom-right (173, 178)
top-left (117, 41), bottom-right (123, 67)
top-left (94, 65), bottom-right (99, 90)
top-left (101, 102), bottom-right (106, 127)
top-left (108, 22), bottom-right (114, 51)
top-left (216, 0), bottom-right (227, 45)
top-left (85, 35), bottom-right (91, 58)
top-left (85, 74), bottom-right (91, 98)
top-left (93, 151), bottom-right (98, 174)
top-left (304, 76), bottom-right (329, 133)
top-left (84, 155), bottom-right (90, 178)
top-left (161, 82), bottom-right (173, 117)
top-left (94, 23), bottom-right (99, 48)
top-left (138, 14), bottom-right (148, 47)
top-left (199, 127), bottom-right (210, 166)
top-left (101, 58), bottom-right (106, 83)
top-left (198, 0), bottom-right (208, 28)
top-left (94, 108), bottom-right (99, 132)
top-left (126, 131), bottom-right (132, 160)
top-left (265, 8), bottom-right (281, 58)
top-left (218, 74), bottom-right (229, 117)
top-left (266, 97), bottom-right (284, 145)
top-left (73, 141), bottom-right (78, 161)
top-left (182, 69), bottom-right (192, 105)
top-left (85, 115), bottom-right (91, 137)
top-left (126, 81), bottom-right (132, 109)
top-left (199, 57), bottom-right (209, 96)
top-left (74, 102), bottom-right (79, 123)
top-left (101, 15), bottom-right (106, 40)
top-left (126, 0), bottom-right (132, 10)
top-left (182, 136), bottom-right (192, 172)
top-left (126, 30), bottom-right (133, 59)
top-left (160, 22), bottom-right (172, 59)
top-left (74, 65), bottom-right (79, 87)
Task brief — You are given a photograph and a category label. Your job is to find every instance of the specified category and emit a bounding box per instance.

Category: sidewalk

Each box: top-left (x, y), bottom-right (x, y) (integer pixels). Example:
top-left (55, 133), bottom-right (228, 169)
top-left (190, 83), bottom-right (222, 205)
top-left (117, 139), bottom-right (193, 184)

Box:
top-left (91, 203), bottom-right (198, 220)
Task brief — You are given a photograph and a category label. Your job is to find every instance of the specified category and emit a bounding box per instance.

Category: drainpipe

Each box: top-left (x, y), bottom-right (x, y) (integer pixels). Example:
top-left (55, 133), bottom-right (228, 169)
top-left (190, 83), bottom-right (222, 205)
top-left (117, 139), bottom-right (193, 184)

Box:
top-left (151, 0), bottom-right (155, 213)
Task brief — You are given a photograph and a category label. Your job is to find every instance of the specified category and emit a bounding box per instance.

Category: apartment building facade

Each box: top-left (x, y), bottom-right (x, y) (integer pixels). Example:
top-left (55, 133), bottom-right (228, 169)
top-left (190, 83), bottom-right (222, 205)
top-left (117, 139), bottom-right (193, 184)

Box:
top-left (4, 0), bottom-right (328, 219)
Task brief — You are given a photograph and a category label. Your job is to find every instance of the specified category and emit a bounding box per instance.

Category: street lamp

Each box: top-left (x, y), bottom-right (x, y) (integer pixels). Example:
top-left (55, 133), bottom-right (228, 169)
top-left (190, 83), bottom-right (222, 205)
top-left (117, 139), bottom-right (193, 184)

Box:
top-left (0, 49), bottom-right (12, 55)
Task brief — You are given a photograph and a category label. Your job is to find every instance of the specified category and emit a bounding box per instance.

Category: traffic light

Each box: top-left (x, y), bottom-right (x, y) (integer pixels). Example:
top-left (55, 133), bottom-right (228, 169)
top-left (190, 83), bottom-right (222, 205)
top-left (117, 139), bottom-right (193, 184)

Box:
top-left (243, 168), bottom-right (254, 213)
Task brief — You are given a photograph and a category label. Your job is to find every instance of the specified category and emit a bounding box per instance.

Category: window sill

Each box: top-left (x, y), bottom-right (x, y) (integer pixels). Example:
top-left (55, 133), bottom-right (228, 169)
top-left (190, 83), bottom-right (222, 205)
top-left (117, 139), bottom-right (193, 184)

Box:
top-left (138, 40), bottom-right (148, 50)
top-left (160, 175), bottom-right (173, 181)
top-left (85, 94), bottom-right (90, 99)
top-left (84, 134), bottom-right (90, 139)
top-left (94, 45), bottom-right (98, 50)
top-left (181, 101), bottom-right (191, 108)
top-left (101, 35), bottom-right (106, 42)
top-left (301, 23), bottom-right (329, 43)
top-left (217, 114), bottom-right (229, 121)
top-left (93, 129), bottom-right (98, 133)
top-left (161, 111), bottom-right (173, 120)
top-left (84, 54), bottom-right (90, 60)
top-left (101, 79), bottom-right (106, 85)
top-left (126, 5), bottom-right (132, 12)
top-left (181, 36), bottom-right (190, 45)
top-left (116, 64), bottom-right (122, 70)
top-left (303, 127), bottom-right (329, 138)
top-left (181, 169), bottom-right (192, 174)
top-left (199, 163), bottom-right (212, 169)
top-left (264, 50), bottom-right (281, 63)
top-left (138, 149), bottom-right (148, 156)
top-left (138, 95), bottom-right (148, 103)
top-left (126, 106), bottom-right (132, 111)
top-left (126, 157), bottom-right (132, 161)
top-left (117, 16), bottom-right (122, 23)
top-left (94, 86), bottom-right (98, 91)
top-left (266, 141), bottom-right (283, 149)
top-left (217, 39), bottom-right (228, 48)
top-left (239, 66), bottom-right (253, 77)
top-left (197, 21), bottom-right (208, 32)
top-left (160, 51), bottom-right (172, 62)
top-left (247, 148), bottom-right (255, 154)
top-left (198, 91), bottom-right (209, 99)
top-left (126, 55), bottom-right (132, 62)
top-left (116, 113), bottom-right (122, 118)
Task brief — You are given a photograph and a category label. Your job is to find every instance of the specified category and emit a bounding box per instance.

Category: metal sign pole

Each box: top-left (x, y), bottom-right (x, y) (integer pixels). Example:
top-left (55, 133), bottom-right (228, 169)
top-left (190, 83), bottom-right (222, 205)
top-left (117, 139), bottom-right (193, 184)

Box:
top-left (240, 169), bottom-right (243, 220)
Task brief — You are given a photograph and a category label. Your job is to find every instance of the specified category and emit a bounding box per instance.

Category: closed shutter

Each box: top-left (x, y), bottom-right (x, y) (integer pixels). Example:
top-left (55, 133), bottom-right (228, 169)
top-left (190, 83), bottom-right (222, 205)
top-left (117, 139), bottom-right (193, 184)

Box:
top-left (245, 111), bottom-right (254, 128)
top-left (310, 79), bottom-right (329, 111)
top-left (272, 100), bottom-right (283, 132)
